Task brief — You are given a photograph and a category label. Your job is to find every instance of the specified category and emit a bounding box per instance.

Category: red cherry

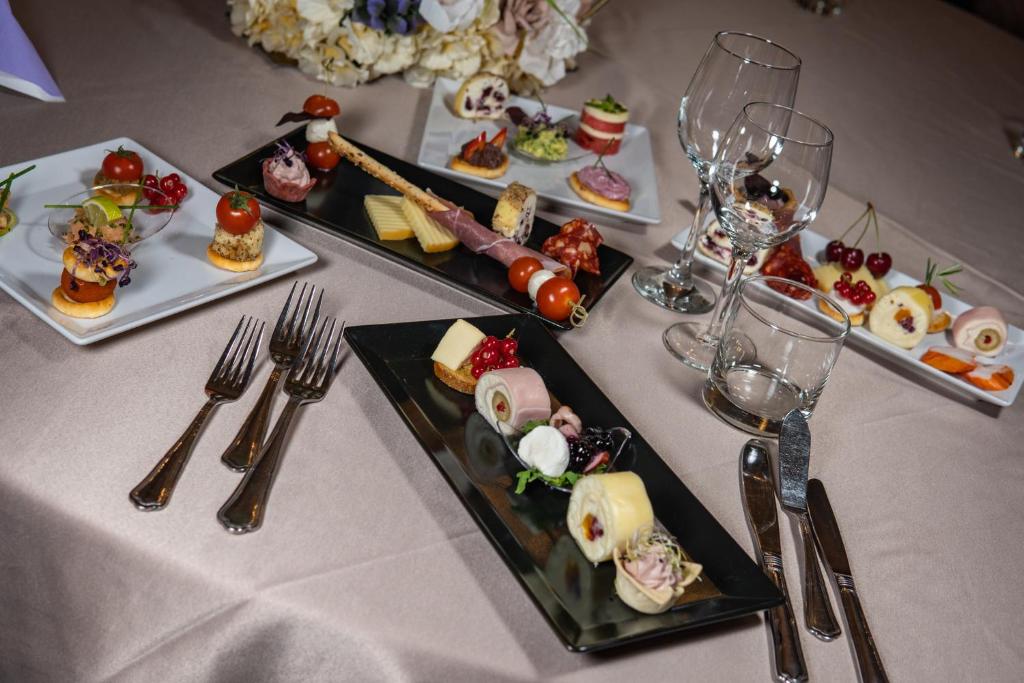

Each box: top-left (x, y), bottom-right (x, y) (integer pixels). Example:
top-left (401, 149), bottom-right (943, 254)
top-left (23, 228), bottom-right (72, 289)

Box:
top-left (840, 247), bottom-right (864, 272)
top-left (865, 252), bottom-right (892, 278)
top-left (825, 240), bottom-right (845, 263)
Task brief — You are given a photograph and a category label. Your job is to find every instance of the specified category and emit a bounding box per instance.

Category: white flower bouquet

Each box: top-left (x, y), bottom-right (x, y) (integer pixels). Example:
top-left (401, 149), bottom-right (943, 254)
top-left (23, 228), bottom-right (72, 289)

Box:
top-left (228, 0), bottom-right (609, 91)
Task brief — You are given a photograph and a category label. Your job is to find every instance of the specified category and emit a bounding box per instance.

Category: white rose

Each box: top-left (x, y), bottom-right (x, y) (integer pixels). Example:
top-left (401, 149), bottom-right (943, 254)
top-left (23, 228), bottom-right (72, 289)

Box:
top-left (337, 19), bottom-right (384, 65)
top-left (296, 0), bottom-right (355, 43)
top-left (403, 65), bottom-right (437, 88)
top-left (419, 0), bottom-right (486, 33)
top-left (517, 0), bottom-right (587, 86)
top-left (373, 35), bottom-right (418, 75)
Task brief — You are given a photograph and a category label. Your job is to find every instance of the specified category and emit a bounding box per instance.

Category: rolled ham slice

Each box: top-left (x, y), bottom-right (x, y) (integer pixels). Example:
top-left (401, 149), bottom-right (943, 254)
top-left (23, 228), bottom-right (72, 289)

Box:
top-left (474, 367), bottom-right (552, 435)
top-left (952, 306), bottom-right (1008, 357)
top-left (429, 208), bottom-right (566, 274)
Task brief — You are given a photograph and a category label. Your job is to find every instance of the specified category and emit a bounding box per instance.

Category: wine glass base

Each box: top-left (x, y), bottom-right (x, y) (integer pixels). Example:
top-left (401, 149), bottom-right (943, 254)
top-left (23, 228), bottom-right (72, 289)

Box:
top-left (632, 266), bottom-right (717, 314)
top-left (662, 322), bottom-right (718, 372)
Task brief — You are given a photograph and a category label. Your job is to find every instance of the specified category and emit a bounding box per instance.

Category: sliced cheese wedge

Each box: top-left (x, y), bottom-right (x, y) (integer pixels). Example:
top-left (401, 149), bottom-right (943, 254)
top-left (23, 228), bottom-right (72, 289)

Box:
top-left (401, 196), bottom-right (459, 253)
top-left (364, 195), bottom-right (414, 240)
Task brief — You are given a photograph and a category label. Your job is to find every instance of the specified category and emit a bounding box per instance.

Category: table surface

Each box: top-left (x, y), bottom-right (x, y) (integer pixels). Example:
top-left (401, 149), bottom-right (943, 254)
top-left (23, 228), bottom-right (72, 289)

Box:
top-left (2, 0), bottom-right (1024, 681)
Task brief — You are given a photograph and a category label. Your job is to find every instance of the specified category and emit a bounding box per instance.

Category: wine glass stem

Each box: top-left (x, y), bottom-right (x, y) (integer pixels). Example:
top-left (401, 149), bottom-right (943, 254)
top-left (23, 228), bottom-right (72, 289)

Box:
top-left (665, 182), bottom-right (710, 288)
top-left (701, 244), bottom-right (755, 345)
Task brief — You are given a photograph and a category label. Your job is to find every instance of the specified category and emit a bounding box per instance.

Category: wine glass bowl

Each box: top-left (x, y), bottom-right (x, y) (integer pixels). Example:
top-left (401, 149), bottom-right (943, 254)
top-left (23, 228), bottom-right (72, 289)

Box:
top-left (633, 31), bottom-right (801, 315)
top-left (664, 102), bottom-right (834, 373)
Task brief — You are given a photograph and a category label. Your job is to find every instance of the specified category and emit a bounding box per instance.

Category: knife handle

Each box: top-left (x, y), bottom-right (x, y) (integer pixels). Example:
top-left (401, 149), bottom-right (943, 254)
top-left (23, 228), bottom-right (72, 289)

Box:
top-left (763, 553), bottom-right (809, 683)
top-left (799, 514), bottom-right (841, 640)
top-left (836, 575), bottom-right (889, 683)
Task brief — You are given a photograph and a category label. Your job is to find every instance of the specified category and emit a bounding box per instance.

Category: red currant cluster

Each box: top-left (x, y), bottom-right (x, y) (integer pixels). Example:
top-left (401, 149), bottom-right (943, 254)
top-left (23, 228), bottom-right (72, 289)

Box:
top-left (142, 172), bottom-right (188, 213)
top-left (470, 335), bottom-right (519, 379)
top-left (833, 272), bottom-right (876, 305)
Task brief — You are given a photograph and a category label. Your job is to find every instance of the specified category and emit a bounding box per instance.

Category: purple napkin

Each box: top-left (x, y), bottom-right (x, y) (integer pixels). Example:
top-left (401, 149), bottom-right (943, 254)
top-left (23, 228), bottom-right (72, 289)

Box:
top-left (0, 0), bottom-right (63, 102)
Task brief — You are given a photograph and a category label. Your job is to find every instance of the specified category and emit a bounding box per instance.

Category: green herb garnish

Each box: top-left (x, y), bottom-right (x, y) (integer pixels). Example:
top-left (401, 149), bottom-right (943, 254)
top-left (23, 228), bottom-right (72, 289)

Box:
top-left (520, 419), bottom-right (549, 435)
top-left (514, 468), bottom-right (581, 494)
top-left (923, 257), bottom-right (963, 297)
top-left (0, 164), bottom-right (35, 214)
top-left (585, 94), bottom-right (627, 114)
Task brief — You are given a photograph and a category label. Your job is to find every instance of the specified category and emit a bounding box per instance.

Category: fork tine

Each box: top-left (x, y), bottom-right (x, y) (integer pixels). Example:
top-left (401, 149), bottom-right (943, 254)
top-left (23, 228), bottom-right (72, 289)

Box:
top-left (319, 321), bottom-right (346, 389)
top-left (284, 282), bottom-right (309, 344)
top-left (219, 317), bottom-right (253, 382)
top-left (209, 316), bottom-right (246, 384)
top-left (237, 321), bottom-right (265, 388)
top-left (230, 319), bottom-right (264, 386)
top-left (271, 281), bottom-right (298, 342)
top-left (298, 317), bottom-right (331, 384)
top-left (309, 319), bottom-right (336, 385)
top-left (227, 318), bottom-right (258, 384)
top-left (300, 288), bottom-right (324, 347)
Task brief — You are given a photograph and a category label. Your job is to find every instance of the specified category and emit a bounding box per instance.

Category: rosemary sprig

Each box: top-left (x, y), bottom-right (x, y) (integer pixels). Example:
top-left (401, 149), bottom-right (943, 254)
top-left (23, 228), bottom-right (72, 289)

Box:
top-left (923, 257), bottom-right (962, 296)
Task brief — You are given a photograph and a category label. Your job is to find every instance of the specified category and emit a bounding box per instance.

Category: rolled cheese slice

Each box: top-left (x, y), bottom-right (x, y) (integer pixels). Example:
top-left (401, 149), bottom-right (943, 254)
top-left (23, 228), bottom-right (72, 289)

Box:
top-left (952, 306), bottom-right (1007, 357)
top-left (566, 472), bottom-right (654, 564)
top-left (491, 182), bottom-right (537, 244)
top-left (867, 286), bottom-right (933, 349)
top-left (474, 367), bottom-right (551, 435)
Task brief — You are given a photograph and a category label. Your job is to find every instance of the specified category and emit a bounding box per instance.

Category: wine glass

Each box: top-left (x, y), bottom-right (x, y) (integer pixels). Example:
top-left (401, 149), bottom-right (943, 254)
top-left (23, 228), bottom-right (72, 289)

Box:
top-left (632, 31), bottom-right (801, 314)
top-left (663, 102), bottom-right (834, 371)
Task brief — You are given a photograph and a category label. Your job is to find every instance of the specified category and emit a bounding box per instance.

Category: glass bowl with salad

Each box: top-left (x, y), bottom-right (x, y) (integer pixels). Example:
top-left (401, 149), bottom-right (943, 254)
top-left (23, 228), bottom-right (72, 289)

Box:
top-left (47, 184), bottom-right (177, 247)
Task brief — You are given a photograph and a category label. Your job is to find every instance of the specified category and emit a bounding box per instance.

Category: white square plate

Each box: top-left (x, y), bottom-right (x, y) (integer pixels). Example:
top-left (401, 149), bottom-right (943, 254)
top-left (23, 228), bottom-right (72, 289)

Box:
top-left (672, 224), bottom-right (1022, 407)
top-left (0, 138), bottom-right (317, 345)
top-left (418, 78), bottom-right (661, 225)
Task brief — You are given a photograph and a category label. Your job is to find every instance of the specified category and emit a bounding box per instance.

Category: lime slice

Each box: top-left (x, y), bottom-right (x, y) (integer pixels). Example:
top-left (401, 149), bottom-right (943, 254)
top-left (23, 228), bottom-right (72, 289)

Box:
top-left (82, 195), bottom-right (122, 228)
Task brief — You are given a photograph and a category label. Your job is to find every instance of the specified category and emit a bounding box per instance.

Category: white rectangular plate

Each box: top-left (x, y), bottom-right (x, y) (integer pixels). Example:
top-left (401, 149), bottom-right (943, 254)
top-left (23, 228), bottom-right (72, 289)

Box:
top-left (418, 78), bottom-right (661, 225)
top-left (672, 225), bottom-right (1022, 407)
top-left (0, 138), bottom-right (317, 345)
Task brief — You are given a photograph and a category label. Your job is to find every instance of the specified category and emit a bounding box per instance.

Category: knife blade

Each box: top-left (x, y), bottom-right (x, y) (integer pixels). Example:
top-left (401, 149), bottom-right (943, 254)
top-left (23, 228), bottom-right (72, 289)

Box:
top-left (807, 479), bottom-right (889, 683)
top-left (740, 439), bottom-right (807, 683)
top-left (778, 410), bottom-right (841, 641)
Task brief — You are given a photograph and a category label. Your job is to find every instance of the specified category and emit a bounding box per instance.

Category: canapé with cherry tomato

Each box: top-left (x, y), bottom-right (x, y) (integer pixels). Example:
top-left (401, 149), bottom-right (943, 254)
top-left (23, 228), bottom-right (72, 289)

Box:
top-left (207, 190), bottom-right (264, 272)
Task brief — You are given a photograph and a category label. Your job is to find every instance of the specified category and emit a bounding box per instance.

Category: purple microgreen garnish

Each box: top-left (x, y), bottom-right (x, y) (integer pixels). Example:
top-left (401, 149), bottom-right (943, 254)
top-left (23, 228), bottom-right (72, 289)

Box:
top-left (270, 141), bottom-right (302, 168)
top-left (70, 231), bottom-right (137, 287)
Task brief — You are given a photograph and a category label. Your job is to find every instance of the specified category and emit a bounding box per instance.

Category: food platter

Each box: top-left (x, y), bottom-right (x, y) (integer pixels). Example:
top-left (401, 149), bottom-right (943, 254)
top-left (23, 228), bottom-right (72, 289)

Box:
top-left (214, 129), bottom-right (633, 331)
top-left (0, 138), bottom-right (317, 345)
top-left (345, 313), bottom-right (782, 652)
top-left (417, 78), bottom-right (662, 225)
top-left (673, 223), bottom-right (1023, 407)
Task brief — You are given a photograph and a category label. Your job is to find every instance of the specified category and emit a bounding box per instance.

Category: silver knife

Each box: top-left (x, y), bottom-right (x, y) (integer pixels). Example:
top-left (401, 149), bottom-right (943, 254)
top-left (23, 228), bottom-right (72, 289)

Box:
top-left (778, 410), bottom-right (841, 641)
top-left (807, 479), bottom-right (890, 683)
top-left (740, 440), bottom-right (808, 683)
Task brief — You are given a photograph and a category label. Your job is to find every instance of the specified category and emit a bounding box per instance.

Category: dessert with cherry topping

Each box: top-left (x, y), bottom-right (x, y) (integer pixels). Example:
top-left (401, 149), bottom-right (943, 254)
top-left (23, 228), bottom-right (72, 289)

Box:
top-left (819, 271), bottom-right (875, 326)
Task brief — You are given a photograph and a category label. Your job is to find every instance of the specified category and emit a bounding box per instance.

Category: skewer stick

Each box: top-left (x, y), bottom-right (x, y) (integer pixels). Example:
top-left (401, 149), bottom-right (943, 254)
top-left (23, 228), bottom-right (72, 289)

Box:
top-left (328, 132), bottom-right (448, 213)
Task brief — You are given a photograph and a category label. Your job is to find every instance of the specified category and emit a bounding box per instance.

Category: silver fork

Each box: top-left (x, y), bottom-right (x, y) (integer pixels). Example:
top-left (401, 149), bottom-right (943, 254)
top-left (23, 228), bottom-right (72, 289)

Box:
top-left (218, 317), bottom-right (345, 533)
top-left (130, 316), bottom-right (265, 511)
top-left (221, 282), bottom-right (322, 472)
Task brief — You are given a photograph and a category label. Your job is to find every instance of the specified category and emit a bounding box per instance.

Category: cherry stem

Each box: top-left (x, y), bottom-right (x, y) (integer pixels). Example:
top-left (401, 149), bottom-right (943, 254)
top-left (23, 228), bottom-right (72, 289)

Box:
top-left (852, 203), bottom-right (875, 248)
top-left (838, 203), bottom-right (871, 242)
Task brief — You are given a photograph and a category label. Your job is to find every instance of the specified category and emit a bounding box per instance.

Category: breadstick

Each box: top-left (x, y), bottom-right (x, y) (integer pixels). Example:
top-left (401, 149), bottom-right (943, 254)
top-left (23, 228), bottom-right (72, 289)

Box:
top-left (328, 132), bottom-right (447, 213)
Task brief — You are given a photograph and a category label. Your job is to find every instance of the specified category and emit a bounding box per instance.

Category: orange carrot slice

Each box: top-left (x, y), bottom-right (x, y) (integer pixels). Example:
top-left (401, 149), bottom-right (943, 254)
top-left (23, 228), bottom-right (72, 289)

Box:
top-left (920, 346), bottom-right (977, 374)
top-left (965, 364), bottom-right (1015, 391)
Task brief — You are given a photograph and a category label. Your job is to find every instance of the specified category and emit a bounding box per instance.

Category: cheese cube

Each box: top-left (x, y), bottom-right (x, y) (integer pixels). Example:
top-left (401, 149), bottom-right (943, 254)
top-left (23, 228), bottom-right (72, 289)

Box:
top-left (401, 196), bottom-right (459, 253)
top-left (364, 195), bottom-right (414, 240)
top-left (431, 319), bottom-right (485, 371)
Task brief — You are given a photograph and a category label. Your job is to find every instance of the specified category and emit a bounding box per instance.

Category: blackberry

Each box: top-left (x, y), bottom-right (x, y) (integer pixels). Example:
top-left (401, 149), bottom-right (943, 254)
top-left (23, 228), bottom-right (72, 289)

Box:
top-left (582, 428), bottom-right (615, 455)
top-left (566, 437), bottom-right (594, 473)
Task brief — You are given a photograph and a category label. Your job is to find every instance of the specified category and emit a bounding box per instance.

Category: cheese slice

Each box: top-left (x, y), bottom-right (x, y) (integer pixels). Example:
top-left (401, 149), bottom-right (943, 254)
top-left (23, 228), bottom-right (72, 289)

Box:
top-left (401, 196), bottom-right (459, 253)
top-left (364, 195), bottom-right (414, 240)
top-left (431, 319), bottom-right (486, 371)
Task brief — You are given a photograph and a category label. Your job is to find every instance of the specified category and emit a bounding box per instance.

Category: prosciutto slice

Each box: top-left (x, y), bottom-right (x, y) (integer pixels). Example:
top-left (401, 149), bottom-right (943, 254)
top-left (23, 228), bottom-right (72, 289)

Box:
top-left (429, 208), bottom-right (567, 274)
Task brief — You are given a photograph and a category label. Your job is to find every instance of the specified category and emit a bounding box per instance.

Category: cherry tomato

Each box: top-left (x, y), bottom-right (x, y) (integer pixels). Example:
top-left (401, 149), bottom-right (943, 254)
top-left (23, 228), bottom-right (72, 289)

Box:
top-left (101, 147), bottom-right (144, 182)
top-left (216, 191), bottom-right (261, 235)
top-left (508, 257), bottom-right (543, 293)
top-left (536, 277), bottom-right (582, 322)
top-left (60, 270), bottom-right (116, 303)
top-left (306, 141), bottom-right (340, 171)
top-left (303, 94), bottom-right (340, 118)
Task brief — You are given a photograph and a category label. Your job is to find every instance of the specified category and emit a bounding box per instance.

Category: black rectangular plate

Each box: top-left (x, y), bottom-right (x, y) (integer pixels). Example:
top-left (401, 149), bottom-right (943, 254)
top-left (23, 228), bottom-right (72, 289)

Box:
top-left (344, 314), bottom-right (781, 652)
top-left (213, 130), bottom-right (633, 330)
